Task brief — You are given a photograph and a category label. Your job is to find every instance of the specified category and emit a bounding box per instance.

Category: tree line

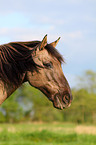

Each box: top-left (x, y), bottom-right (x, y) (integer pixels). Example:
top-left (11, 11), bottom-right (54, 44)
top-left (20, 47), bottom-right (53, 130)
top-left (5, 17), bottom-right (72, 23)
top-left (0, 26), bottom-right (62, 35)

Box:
top-left (0, 70), bottom-right (96, 124)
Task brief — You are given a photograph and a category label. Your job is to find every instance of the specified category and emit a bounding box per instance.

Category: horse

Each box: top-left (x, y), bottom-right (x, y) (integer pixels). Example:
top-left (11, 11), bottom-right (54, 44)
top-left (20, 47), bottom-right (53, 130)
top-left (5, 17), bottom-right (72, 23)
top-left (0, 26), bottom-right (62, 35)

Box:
top-left (0, 35), bottom-right (72, 110)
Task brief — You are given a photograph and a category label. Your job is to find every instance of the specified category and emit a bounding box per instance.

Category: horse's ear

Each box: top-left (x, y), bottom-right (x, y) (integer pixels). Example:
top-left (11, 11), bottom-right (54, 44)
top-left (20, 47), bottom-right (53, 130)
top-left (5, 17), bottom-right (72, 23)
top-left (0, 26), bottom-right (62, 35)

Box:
top-left (40, 34), bottom-right (47, 50)
top-left (50, 37), bottom-right (61, 47)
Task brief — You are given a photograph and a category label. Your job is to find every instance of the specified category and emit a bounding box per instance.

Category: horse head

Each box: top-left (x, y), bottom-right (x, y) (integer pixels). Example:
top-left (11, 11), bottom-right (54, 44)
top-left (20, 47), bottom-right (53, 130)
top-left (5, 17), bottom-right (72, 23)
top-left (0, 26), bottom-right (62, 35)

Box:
top-left (26, 35), bottom-right (72, 109)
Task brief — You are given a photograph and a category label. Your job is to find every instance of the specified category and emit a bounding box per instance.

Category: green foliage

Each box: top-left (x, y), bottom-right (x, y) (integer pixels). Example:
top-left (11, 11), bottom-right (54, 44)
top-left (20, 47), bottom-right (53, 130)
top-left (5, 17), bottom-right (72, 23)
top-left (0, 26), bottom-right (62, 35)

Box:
top-left (0, 112), bottom-right (6, 123)
top-left (63, 89), bottom-right (96, 124)
top-left (0, 90), bottom-right (24, 123)
top-left (78, 70), bottom-right (96, 93)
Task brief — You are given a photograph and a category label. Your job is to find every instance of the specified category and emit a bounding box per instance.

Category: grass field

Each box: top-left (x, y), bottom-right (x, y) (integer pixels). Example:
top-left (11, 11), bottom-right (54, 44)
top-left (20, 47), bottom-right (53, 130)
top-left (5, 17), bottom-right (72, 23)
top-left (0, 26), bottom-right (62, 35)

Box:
top-left (0, 123), bottom-right (96, 145)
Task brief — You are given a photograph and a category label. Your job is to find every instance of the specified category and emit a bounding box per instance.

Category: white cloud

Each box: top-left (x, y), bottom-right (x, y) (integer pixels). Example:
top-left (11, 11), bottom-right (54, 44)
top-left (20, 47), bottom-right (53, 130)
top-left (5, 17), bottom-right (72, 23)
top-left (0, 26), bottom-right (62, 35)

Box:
top-left (0, 27), bottom-right (57, 44)
top-left (32, 15), bottom-right (67, 26)
top-left (64, 31), bottom-right (83, 40)
top-left (0, 28), bottom-right (9, 35)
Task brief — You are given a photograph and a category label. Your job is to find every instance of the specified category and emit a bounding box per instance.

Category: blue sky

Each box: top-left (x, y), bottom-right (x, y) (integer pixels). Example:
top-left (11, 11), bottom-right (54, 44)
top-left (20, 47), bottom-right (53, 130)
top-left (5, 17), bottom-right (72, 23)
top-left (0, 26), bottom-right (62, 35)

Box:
top-left (0, 0), bottom-right (96, 87)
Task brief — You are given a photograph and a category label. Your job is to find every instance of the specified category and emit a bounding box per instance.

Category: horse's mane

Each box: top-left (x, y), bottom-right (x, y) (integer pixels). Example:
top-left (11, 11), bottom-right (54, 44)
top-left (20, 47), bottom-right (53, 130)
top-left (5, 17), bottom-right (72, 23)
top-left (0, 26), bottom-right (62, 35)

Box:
top-left (0, 40), bottom-right (64, 85)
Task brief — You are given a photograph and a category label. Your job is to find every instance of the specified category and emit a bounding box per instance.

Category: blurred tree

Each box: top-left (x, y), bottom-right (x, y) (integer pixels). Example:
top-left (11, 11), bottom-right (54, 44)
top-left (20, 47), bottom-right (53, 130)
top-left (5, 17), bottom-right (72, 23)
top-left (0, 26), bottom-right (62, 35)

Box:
top-left (1, 90), bottom-right (24, 123)
top-left (78, 70), bottom-right (96, 93)
top-left (62, 88), bottom-right (96, 124)
top-left (0, 111), bottom-right (6, 123)
top-left (0, 70), bottom-right (96, 124)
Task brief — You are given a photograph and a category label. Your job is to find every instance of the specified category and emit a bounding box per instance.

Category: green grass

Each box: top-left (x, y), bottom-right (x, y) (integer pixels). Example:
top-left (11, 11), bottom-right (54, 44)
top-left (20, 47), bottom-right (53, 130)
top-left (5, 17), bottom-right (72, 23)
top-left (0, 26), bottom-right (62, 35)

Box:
top-left (0, 123), bottom-right (96, 145)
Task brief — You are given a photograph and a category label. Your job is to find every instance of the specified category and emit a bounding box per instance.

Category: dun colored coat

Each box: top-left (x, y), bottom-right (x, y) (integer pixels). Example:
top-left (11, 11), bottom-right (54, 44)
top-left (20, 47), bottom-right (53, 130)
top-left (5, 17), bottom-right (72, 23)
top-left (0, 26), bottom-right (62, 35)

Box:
top-left (0, 35), bottom-right (72, 109)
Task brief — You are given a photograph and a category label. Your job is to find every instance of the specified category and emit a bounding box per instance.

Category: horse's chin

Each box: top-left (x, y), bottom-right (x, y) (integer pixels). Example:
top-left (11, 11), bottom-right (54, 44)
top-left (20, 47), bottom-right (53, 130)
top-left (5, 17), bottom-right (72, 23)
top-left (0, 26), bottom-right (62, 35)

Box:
top-left (53, 94), bottom-right (72, 110)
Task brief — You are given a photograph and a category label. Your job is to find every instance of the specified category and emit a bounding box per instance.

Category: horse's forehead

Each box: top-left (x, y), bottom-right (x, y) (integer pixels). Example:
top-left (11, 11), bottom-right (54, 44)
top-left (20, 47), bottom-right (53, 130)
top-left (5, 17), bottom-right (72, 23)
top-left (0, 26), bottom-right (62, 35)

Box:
top-left (36, 49), bottom-right (51, 60)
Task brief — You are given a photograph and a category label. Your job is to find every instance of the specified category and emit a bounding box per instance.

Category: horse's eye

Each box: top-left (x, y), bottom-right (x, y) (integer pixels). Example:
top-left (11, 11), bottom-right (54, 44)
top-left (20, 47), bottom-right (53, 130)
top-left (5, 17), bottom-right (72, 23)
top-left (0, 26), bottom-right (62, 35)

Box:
top-left (43, 62), bottom-right (53, 68)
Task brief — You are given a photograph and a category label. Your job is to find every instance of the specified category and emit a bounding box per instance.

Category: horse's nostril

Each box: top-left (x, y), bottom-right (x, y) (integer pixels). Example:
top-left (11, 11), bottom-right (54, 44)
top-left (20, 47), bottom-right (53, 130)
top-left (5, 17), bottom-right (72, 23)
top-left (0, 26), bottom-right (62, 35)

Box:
top-left (63, 95), bottom-right (70, 105)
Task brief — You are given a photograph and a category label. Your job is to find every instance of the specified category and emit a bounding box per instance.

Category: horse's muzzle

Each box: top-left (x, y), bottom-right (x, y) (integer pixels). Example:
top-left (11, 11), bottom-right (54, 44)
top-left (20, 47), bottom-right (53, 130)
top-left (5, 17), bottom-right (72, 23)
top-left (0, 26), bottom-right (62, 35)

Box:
top-left (53, 93), bottom-right (72, 110)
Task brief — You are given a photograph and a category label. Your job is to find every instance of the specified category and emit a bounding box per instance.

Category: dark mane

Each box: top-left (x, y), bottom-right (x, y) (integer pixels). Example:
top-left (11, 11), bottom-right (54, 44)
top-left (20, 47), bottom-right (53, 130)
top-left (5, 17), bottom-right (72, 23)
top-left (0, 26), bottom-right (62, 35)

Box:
top-left (0, 40), bottom-right (64, 85)
top-left (0, 41), bottom-right (39, 85)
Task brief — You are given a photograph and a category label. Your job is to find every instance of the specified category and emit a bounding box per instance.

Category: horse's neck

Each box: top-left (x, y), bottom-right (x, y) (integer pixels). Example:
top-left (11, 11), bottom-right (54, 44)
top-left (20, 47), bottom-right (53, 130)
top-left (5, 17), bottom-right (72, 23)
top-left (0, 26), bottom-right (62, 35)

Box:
top-left (0, 80), bottom-right (20, 105)
top-left (0, 73), bottom-right (26, 105)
